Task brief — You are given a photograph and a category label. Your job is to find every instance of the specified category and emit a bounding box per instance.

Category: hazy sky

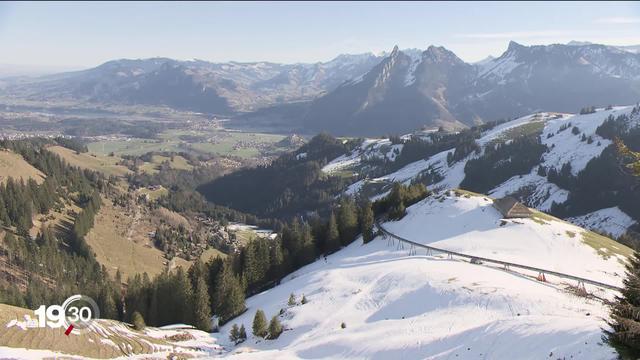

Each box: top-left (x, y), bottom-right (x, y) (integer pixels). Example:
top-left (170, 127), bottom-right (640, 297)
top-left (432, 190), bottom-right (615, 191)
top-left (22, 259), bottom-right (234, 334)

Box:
top-left (1, 1), bottom-right (639, 69)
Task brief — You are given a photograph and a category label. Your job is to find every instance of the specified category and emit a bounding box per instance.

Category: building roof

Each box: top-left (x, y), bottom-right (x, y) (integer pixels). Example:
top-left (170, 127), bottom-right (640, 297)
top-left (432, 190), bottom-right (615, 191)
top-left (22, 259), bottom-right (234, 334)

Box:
top-left (493, 196), bottom-right (533, 218)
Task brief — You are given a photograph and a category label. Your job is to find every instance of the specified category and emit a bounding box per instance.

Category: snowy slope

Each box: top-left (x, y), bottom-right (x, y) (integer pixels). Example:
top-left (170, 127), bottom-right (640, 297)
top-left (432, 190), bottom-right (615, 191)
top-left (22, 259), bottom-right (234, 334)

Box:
top-left (217, 192), bottom-right (628, 359)
top-left (322, 138), bottom-right (403, 174)
top-left (569, 207), bottom-right (637, 238)
top-left (330, 106), bottom-right (640, 235)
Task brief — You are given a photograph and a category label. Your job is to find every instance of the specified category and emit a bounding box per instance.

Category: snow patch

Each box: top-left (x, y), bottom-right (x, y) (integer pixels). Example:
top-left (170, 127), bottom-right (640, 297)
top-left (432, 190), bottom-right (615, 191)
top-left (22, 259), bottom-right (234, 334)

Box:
top-left (569, 207), bottom-right (636, 238)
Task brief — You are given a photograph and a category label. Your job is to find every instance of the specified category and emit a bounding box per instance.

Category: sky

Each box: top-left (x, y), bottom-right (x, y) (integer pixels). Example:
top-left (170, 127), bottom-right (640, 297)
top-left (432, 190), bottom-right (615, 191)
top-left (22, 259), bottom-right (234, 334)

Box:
top-left (1, 1), bottom-right (639, 70)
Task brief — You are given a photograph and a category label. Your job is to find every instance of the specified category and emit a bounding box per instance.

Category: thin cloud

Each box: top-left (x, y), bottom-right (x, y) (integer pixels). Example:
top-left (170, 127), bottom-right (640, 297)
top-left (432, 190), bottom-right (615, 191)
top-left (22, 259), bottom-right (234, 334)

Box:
top-left (595, 17), bottom-right (640, 24)
top-left (454, 31), bottom-right (572, 40)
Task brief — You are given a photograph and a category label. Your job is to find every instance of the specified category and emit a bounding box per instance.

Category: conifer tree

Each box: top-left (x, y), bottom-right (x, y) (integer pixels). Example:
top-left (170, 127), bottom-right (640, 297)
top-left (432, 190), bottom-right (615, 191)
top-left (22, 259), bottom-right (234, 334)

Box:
top-left (607, 252), bottom-right (640, 358)
top-left (229, 323), bottom-right (241, 343)
top-left (267, 316), bottom-right (283, 340)
top-left (325, 211), bottom-right (340, 253)
top-left (239, 324), bottom-right (247, 342)
top-left (193, 273), bottom-right (212, 331)
top-left (132, 311), bottom-right (146, 330)
top-left (175, 267), bottom-right (195, 325)
top-left (252, 309), bottom-right (268, 338)
top-left (98, 286), bottom-right (117, 320)
top-left (0, 197), bottom-right (9, 226)
top-left (243, 241), bottom-right (259, 288)
top-left (214, 263), bottom-right (245, 323)
top-left (359, 200), bottom-right (375, 244)
top-left (288, 293), bottom-right (296, 306)
top-left (298, 222), bottom-right (316, 266)
top-left (338, 198), bottom-right (358, 246)
top-left (268, 240), bottom-right (285, 281)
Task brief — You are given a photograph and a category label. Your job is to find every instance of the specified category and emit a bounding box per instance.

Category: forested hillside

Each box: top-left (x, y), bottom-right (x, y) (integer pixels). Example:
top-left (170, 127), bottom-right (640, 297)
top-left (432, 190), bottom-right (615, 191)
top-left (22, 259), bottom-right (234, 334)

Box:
top-left (198, 133), bottom-right (358, 217)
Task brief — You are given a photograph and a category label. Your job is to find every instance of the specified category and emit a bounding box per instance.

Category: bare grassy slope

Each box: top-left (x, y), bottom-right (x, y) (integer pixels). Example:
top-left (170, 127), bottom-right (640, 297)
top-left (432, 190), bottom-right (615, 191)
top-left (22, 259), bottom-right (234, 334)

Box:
top-left (0, 149), bottom-right (45, 184)
top-left (47, 146), bottom-right (131, 177)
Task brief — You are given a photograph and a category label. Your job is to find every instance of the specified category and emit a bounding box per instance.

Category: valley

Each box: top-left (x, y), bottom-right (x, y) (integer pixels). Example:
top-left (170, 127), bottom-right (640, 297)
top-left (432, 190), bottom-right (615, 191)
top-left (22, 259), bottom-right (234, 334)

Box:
top-left (1, 7), bottom-right (640, 357)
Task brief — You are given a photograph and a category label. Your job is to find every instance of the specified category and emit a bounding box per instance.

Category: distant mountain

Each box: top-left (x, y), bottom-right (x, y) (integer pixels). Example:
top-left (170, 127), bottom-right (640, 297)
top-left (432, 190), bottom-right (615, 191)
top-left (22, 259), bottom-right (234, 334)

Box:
top-left (568, 40), bottom-right (640, 54)
top-left (299, 41), bottom-right (640, 135)
top-left (302, 45), bottom-right (472, 135)
top-left (3, 41), bottom-right (640, 136)
top-left (1, 54), bottom-right (383, 114)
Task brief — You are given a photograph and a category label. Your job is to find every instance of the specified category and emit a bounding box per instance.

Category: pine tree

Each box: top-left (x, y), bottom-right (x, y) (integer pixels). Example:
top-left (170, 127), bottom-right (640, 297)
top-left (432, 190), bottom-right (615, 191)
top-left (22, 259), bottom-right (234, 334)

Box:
top-left (0, 196), bottom-right (9, 226)
top-left (298, 222), bottom-right (316, 266)
top-left (390, 201), bottom-right (406, 220)
top-left (242, 241), bottom-right (260, 289)
top-left (607, 252), bottom-right (640, 358)
top-left (267, 316), bottom-right (283, 340)
top-left (252, 309), bottom-right (268, 338)
top-left (175, 267), bottom-right (195, 325)
top-left (268, 240), bottom-right (285, 281)
top-left (239, 324), bottom-right (247, 342)
top-left (301, 295), bottom-right (308, 304)
top-left (213, 263), bottom-right (245, 323)
top-left (132, 311), bottom-right (146, 330)
top-left (288, 293), bottom-right (296, 306)
top-left (325, 211), bottom-right (340, 253)
top-left (193, 273), bottom-right (212, 332)
top-left (359, 200), bottom-right (375, 244)
top-left (229, 323), bottom-right (241, 343)
top-left (338, 198), bottom-right (358, 246)
top-left (98, 286), bottom-right (117, 320)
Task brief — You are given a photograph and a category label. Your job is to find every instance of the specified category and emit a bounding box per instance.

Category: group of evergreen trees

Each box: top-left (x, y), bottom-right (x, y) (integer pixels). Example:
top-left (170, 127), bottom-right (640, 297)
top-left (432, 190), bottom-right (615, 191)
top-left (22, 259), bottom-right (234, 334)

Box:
top-left (381, 119), bottom-right (510, 176)
top-left (607, 154), bottom-right (640, 357)
top-left (251, 309), bottom-right (282, 340)
top-left (373, 183), bottom-right (429, 220)
top-left (0, 139), bottom-right (118, 316)
top-left (0, 139), bottom-right (103, 236)
top-left (119, 190), bottom-right (389, 332)
top-left (548, 106), bottom-right (640, 221)
top-left (460, 135), bottom-right (546, 194)
top-left (123, 264), bottom-right (218, 331)
top-left (198, 134), bottom-right (356, 217)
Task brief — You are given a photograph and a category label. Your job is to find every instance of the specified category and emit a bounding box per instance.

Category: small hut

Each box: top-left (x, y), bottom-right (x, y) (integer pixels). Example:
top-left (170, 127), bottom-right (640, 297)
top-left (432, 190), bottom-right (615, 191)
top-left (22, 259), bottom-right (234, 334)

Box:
top-left (493, 197), bottom-right (533, 219)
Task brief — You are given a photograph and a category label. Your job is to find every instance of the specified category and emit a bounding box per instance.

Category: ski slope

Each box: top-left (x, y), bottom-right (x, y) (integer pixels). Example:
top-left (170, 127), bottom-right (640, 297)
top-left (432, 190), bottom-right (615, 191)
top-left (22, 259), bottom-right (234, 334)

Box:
top-left (218, 192), bottom-right (629, 359)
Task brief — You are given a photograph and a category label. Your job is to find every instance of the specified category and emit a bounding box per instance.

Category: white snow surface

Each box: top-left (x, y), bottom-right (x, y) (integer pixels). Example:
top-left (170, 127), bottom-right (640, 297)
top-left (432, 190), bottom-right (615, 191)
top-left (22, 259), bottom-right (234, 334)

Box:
top-left (215, 194), bottom-right (626, 359)
top-left (489, 171), bottom-right (569, 211)
top-left (569, 207), bottom-right (637, 238)
top-left (322, 138), bottom-right (403, 174)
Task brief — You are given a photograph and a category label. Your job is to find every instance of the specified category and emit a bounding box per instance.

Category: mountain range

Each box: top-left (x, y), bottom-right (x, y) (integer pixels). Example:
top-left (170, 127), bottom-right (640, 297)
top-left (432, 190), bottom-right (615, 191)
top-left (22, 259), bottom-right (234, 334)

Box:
top-left (0, 54), bottom-right (382, 114)
top-left (2, 41), bottom-right (640, 136)
top-left (299, 41), bottom-right (640, 135)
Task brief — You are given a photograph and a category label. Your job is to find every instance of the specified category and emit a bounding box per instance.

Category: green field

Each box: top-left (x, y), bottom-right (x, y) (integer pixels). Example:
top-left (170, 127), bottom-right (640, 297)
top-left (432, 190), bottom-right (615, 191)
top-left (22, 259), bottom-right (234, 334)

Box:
top-left (138, 154), bottom-right (193, 174)
top-left (88, 129), bottom-right (289, 158)
top-left (87, 138), bottom-right (187, 156)
top-left (48, 146), bottom-right (132, 177)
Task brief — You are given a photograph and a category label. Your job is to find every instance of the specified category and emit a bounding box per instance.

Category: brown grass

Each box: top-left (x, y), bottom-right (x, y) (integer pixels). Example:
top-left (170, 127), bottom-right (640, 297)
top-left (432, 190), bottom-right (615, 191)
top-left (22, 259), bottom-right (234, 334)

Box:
top-left (85, 197), bottom-right (190, 280)
top-left (0, 149), bottom-right (46, 185)
top-left (0, 303), bottom-right (194, 358)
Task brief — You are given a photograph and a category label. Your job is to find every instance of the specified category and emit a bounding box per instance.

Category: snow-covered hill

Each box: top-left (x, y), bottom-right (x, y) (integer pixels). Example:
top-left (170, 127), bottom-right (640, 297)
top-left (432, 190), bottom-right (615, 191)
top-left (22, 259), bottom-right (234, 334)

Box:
top-left (0, 192), bottom-right (630, 359)
top-left (323, 105), bottom-right (640, 236)
top-left (217, 191), bottom-right (629, 359)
